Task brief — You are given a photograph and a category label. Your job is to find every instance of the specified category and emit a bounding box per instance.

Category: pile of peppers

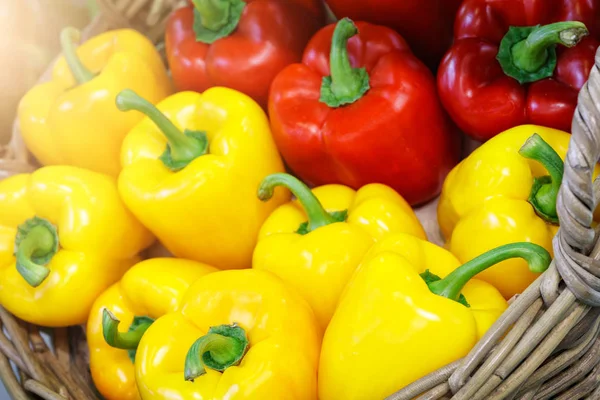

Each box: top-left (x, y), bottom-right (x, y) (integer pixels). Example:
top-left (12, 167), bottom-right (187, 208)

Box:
top-left (7, 0), bottom-right (598, 398)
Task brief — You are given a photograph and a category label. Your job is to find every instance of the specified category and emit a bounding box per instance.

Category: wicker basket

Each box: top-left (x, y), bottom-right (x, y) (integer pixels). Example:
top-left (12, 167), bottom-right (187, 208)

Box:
top-left (2, 1), bottom-right (600, 399)
top-left (388, 50), bottom-right (600, 400)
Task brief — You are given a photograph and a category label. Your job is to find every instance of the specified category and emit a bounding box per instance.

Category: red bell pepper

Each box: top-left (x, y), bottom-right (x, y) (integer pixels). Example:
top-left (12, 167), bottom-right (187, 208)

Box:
top-left (324, 0), bottom-right (462, 68)
top-left (268, 18), bottom-right (460, 206)
top-left (165, 0), bottom-right (324, 108)
top-left (438, 0), bottom-right (600, 142)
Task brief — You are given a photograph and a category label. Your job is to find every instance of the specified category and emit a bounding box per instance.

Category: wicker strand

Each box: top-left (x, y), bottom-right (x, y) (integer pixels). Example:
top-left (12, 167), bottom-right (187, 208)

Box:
top-left (452, 299), bottom-right (545, 399)
top-left (389, 45), bottom-right (600, 400)
top-left (449, 276), bottom-right (545, 393)
top-left (486, 303), bottom-right (589, 399)
top-left (0, 352), bottom-right (28, 400)
top-left (519, 314), bottom-right (600, 391)
top-left (534, 339), bottom-right (600, 399)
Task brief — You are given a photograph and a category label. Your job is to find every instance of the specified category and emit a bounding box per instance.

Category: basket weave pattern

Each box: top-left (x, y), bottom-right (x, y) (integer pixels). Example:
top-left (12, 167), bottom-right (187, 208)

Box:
top-left (389, 47), bottom-right (600, 400)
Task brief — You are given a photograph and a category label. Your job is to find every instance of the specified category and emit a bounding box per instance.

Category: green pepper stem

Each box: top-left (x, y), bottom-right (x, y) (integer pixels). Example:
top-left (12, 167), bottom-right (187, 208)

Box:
top-left (60, 27), bottom-right (94, 85)
top-left (15, 217), bottom-right (59, 288)
top-left (192, 0), bottom-right (231, 31)
top-left (258, 173), bottom-right (337, 232)
top-left (191, 0), bottom-right (245, 44)
top-left (511, 22), bottom-right (588, 72)
top-left (428, 243), bottom-right (551, 302)
top-left (115, 89), bottom-right (207, 169)
top-left (184, 324), bottom-right (248, 381)
top-left (519, 133), bottom-right (564, 223)
top-left (320, 18), bottom-right (370, 107)
top-left (102, 309), bottom-right (153, 350)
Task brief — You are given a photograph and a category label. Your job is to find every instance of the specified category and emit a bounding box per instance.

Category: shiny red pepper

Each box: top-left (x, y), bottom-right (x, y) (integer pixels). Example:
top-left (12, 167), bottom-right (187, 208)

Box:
top-left (269, 18), bottom-right (460, 206)
top-left (165, 0), bottom-right (324, 109)
top-left (438, 0), bottom-right (600, 142)
top-left (324, 0), bottom-right (462, 68)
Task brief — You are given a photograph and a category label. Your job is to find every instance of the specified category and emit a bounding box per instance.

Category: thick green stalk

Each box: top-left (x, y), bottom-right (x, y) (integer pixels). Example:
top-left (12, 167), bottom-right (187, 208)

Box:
top-left (428, 243), bottom-right (551, 302)
top-left (519, 133), bottom-right (564, 223)
top-left (60, 27), bottom-right (94, 84)
top-left (102, 309), bottom-right (153, 350)
top-left (497, 22), bottom-right (588, 83)
top-left (258, 173), bottom-right (344, 234)
top-left (191, 0), bottom-right (246, 44)
top-left (184, 324), bottom-right (248, 381)
top-left (320, 18), bottom-right (370, 107)
top-left (115, 89), bottom-right (208, 171)
top-left (14, 217), bottom-right (59, 287)
top-left (512, 22), bottom-right (588, 72)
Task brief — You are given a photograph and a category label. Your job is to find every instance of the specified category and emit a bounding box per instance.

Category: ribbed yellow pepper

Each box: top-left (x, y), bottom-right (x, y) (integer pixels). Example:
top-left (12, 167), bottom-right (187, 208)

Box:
top-left (134, 269), bottom-right (321, 399)
top-left (252, 173), bottom-right (426, 329)
top-left (18, 27), bottom-right (172, 177)
top-left (0, 166), bottom-right (154, 327)
top-left (116, 89), bottom-right (288, 270)
top-left (88, 258), bottom-right (217, 400)
top-left (319, 234), bottom-right (550, 400)
top-left (438, 125), bottom-right (596, 298)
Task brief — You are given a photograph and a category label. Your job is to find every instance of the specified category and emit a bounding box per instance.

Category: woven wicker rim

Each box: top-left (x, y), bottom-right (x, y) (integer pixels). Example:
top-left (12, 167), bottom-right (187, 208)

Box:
top-left (389, 46), bottom-right (600, 400)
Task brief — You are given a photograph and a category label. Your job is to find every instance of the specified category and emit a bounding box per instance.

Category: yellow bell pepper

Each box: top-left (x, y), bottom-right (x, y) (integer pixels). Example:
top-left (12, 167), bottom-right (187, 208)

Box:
top-left (134, 269), bottom-right (321, 399)
top-left (252, 173), bottom-right (426, 329)
top-left (438, 125), bottom-right (578, 298)
top-left (87, 258), bottom-right (217, 400)
top-left (0, 166), bottom-right (154, 327)
top-left (116, 88), bottom-right (288, 270)
top-left (319, 235), bottom-right (550, 400)
top-left (18, 27), bottom-right (172, 177)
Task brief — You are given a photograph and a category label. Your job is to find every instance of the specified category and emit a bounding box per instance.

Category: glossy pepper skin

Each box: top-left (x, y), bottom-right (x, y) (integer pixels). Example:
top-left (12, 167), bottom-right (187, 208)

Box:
top-left (438, 0), bottom-right (600, 141)
top-left (0, 166), bottom-right (154, 327)
top-left (438, 125), bottom-right (586, 298)
top-left (18, 28), bottom-right (172, 177)
top-left (117, 88), bottom-right (288, 271)
top-left (252, 173), bottom-right (425, 329)
top-left (165, 0), bottom-right (324, 109)
top-left (88, 258), bottom-right (217, 400)
top-left (134, 269), bottom-right (321, 399)
top-left (319, 235), bottom-right (551, 400)
top-left (269, 18), bottom-right (460, 206)
top-left (324, 0), bottom-right (462, 68)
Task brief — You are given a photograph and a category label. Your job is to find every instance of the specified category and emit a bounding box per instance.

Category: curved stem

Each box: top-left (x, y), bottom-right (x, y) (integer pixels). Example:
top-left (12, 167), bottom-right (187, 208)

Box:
top-left (258, 173), bottom-right (338, 232)
top-left (519, 133), bottom-right (564, 223)
top-left (191, 0), bottom-right (245, 44)
top-left (320, 18), bottom-right (370, 107)
top-left (184, 324), bottom-right (248, 382)
top-left (102, 309), bottom-right (153, 350)
top-left (428, 243), bottom-right (551, 302)
top-left (511, 22), bottom-right (588, 72)
top-left (15, 217), bottom-right (58, 287)
top-left (115, 89), bottom-right (207, 170)
top-left (192, 0), bottom-right (230, 31)
top-left (60, 27), bottom-right (94, 84)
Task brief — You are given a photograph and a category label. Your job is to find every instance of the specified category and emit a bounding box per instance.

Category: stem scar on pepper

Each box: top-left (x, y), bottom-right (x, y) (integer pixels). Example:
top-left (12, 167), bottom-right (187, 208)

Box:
top-left (60, 27), bottom-right (95, 85)
top-left (497, 21), bottom-right (589, 84)
top-left (518, 133), bottom-right (564, 224)
top-left (102, 309), bottom-right (154, 363)
top-left (184, 323), bottom-right (249, 381)
top-left (258, 173), bottom-right (347, 234)
top-left (192, 0), bottom-right (246, 44)
top-left (425, 243), bottom-right (551, 304)
top-left (14, 217), bottom-right (59, 287)
top-left (320, 17), bottom-right (370, 108)
top-left (116, 89), bottom-right (209, 171)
